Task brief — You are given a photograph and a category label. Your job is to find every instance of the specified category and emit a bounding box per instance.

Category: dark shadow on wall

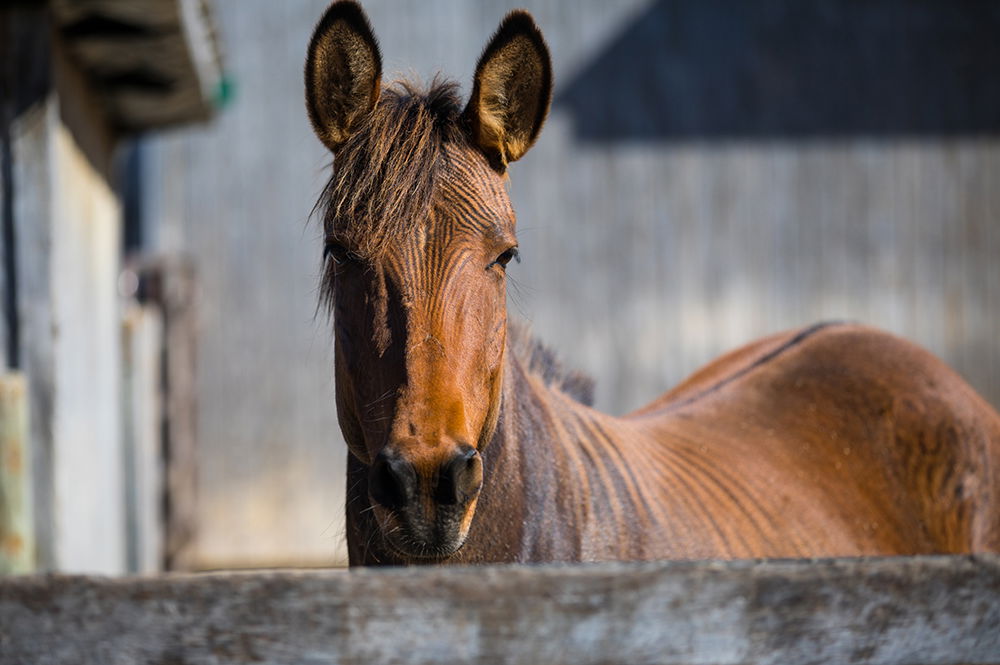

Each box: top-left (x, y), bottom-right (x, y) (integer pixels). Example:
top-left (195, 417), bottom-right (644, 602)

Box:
top-left (555, 0), bottom-right (1000, 141)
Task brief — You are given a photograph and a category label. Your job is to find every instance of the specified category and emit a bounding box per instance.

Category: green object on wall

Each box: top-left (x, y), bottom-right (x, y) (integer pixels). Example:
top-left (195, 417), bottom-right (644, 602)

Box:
top-left (213, 73), bottom-right (235, 109)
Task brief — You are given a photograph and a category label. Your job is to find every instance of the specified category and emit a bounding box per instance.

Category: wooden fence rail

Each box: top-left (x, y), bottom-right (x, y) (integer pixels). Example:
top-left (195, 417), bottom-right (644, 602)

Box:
top-left (1, 555), bottom-right (998, 665)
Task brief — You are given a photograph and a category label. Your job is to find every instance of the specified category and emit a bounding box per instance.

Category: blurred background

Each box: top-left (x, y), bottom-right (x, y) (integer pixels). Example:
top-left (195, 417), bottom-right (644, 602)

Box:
top-left (1, 0), bottom-right (997, 574)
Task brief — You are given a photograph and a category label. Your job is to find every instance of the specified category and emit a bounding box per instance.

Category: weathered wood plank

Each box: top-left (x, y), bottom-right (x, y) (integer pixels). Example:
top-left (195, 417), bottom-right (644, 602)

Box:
top-left (1, 555), bottom-right (998, 665)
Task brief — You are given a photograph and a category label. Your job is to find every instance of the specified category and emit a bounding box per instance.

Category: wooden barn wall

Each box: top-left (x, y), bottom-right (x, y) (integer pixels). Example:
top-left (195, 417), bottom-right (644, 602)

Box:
top-left (141, 0), bottom-right (1000, 568)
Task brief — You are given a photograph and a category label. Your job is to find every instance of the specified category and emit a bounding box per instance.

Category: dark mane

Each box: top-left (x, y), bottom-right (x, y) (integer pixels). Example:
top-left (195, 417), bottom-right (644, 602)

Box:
top-left (508, 320), bottom-right (595, 406)
top-left (318, 78), bottom-right (468, 261)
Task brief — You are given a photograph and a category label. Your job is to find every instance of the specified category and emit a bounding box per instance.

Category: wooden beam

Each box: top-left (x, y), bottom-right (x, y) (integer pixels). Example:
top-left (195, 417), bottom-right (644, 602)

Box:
top-left (1, 555), bottom-right (997, 664)
top-left (50, 0), bottom-right (223, 131)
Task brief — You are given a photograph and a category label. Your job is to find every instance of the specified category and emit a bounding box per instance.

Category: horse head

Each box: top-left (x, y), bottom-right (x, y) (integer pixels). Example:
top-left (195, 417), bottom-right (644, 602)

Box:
top-left (305, 1), bottom-right (552, 559)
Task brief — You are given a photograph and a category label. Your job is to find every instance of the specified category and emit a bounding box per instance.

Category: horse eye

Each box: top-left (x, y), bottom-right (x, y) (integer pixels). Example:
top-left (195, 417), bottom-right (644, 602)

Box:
top-left (492, 247), bottom-right (520, 270)
top-left (324, 241), bottom-right (355, 266)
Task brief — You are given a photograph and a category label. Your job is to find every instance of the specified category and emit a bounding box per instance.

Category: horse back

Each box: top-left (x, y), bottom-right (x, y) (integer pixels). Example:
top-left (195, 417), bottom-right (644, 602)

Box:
top-left (630, 322), bottom-right (1000, 555)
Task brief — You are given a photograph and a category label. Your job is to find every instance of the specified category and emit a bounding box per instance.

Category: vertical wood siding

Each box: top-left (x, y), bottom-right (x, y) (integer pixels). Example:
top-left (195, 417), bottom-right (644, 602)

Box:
top-left (143, 0), bottom-right (1000, 567)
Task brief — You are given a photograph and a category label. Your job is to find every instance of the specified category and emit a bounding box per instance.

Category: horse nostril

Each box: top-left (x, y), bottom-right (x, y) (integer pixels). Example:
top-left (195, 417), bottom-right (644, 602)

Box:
top-left (369, 450), bottom-right (415, 510)
top-left (435, 446), bottom-right (483, 505)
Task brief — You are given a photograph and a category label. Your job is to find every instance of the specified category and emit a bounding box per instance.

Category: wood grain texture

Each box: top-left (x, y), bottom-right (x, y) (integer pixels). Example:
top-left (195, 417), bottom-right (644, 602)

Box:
top-left (1, 555), bottom-right (998, 665)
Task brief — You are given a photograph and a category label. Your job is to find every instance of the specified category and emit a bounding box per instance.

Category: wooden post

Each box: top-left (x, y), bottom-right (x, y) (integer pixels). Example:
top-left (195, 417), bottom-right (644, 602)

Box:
top-left (0, 372), bottom-right (32, 573)
top-left (161, 258), bottom-right (199, 571)
top-left (132, 257), bottom-right (199, 571)
top-left (121, 304), bottom-right (164, 574)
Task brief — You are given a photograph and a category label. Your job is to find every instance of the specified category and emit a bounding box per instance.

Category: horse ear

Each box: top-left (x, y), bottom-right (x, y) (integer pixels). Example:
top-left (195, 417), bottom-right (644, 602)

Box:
top-left (305, 1), bottom-right (382, 153)
top-left (464, 10), bottom-right (552, 171)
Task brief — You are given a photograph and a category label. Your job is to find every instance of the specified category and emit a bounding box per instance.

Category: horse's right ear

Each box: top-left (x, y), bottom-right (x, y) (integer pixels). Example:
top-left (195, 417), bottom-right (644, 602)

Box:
top-left (305, 1), bottom-right (382, 153)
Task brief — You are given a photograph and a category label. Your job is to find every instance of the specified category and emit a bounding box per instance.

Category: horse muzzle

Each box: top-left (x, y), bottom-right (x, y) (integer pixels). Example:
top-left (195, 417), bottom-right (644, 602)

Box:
top-left (368, 444), bottom-right (483, 559)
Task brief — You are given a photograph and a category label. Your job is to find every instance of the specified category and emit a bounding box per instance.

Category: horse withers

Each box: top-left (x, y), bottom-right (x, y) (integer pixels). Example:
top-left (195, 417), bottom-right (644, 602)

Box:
top-left (304, 1), bottom-right (1000, 565)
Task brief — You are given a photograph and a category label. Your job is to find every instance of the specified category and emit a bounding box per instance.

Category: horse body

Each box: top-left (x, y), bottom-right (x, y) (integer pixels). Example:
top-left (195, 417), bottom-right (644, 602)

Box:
top-left (307, 2), bottom-right (1000, 566)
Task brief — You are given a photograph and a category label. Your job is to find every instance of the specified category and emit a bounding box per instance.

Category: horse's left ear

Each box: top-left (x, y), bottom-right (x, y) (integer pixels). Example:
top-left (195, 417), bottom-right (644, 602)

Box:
top-left (464, 10), bottom-right (552, 171)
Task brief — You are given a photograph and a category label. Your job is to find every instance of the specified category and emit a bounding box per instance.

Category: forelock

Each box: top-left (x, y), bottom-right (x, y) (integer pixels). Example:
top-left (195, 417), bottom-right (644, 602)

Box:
top-left (319, 78), bottom-right (468, 261)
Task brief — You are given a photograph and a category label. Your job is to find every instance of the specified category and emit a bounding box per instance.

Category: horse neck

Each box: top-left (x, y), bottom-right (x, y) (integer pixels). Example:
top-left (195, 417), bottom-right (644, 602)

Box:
top-left (472, 349), bottom-right (624, 562)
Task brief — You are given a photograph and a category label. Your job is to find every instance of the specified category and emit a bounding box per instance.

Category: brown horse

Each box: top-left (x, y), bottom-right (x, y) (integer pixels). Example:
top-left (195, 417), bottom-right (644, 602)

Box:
top-left (305, 1), bottom-right (1000, 565)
